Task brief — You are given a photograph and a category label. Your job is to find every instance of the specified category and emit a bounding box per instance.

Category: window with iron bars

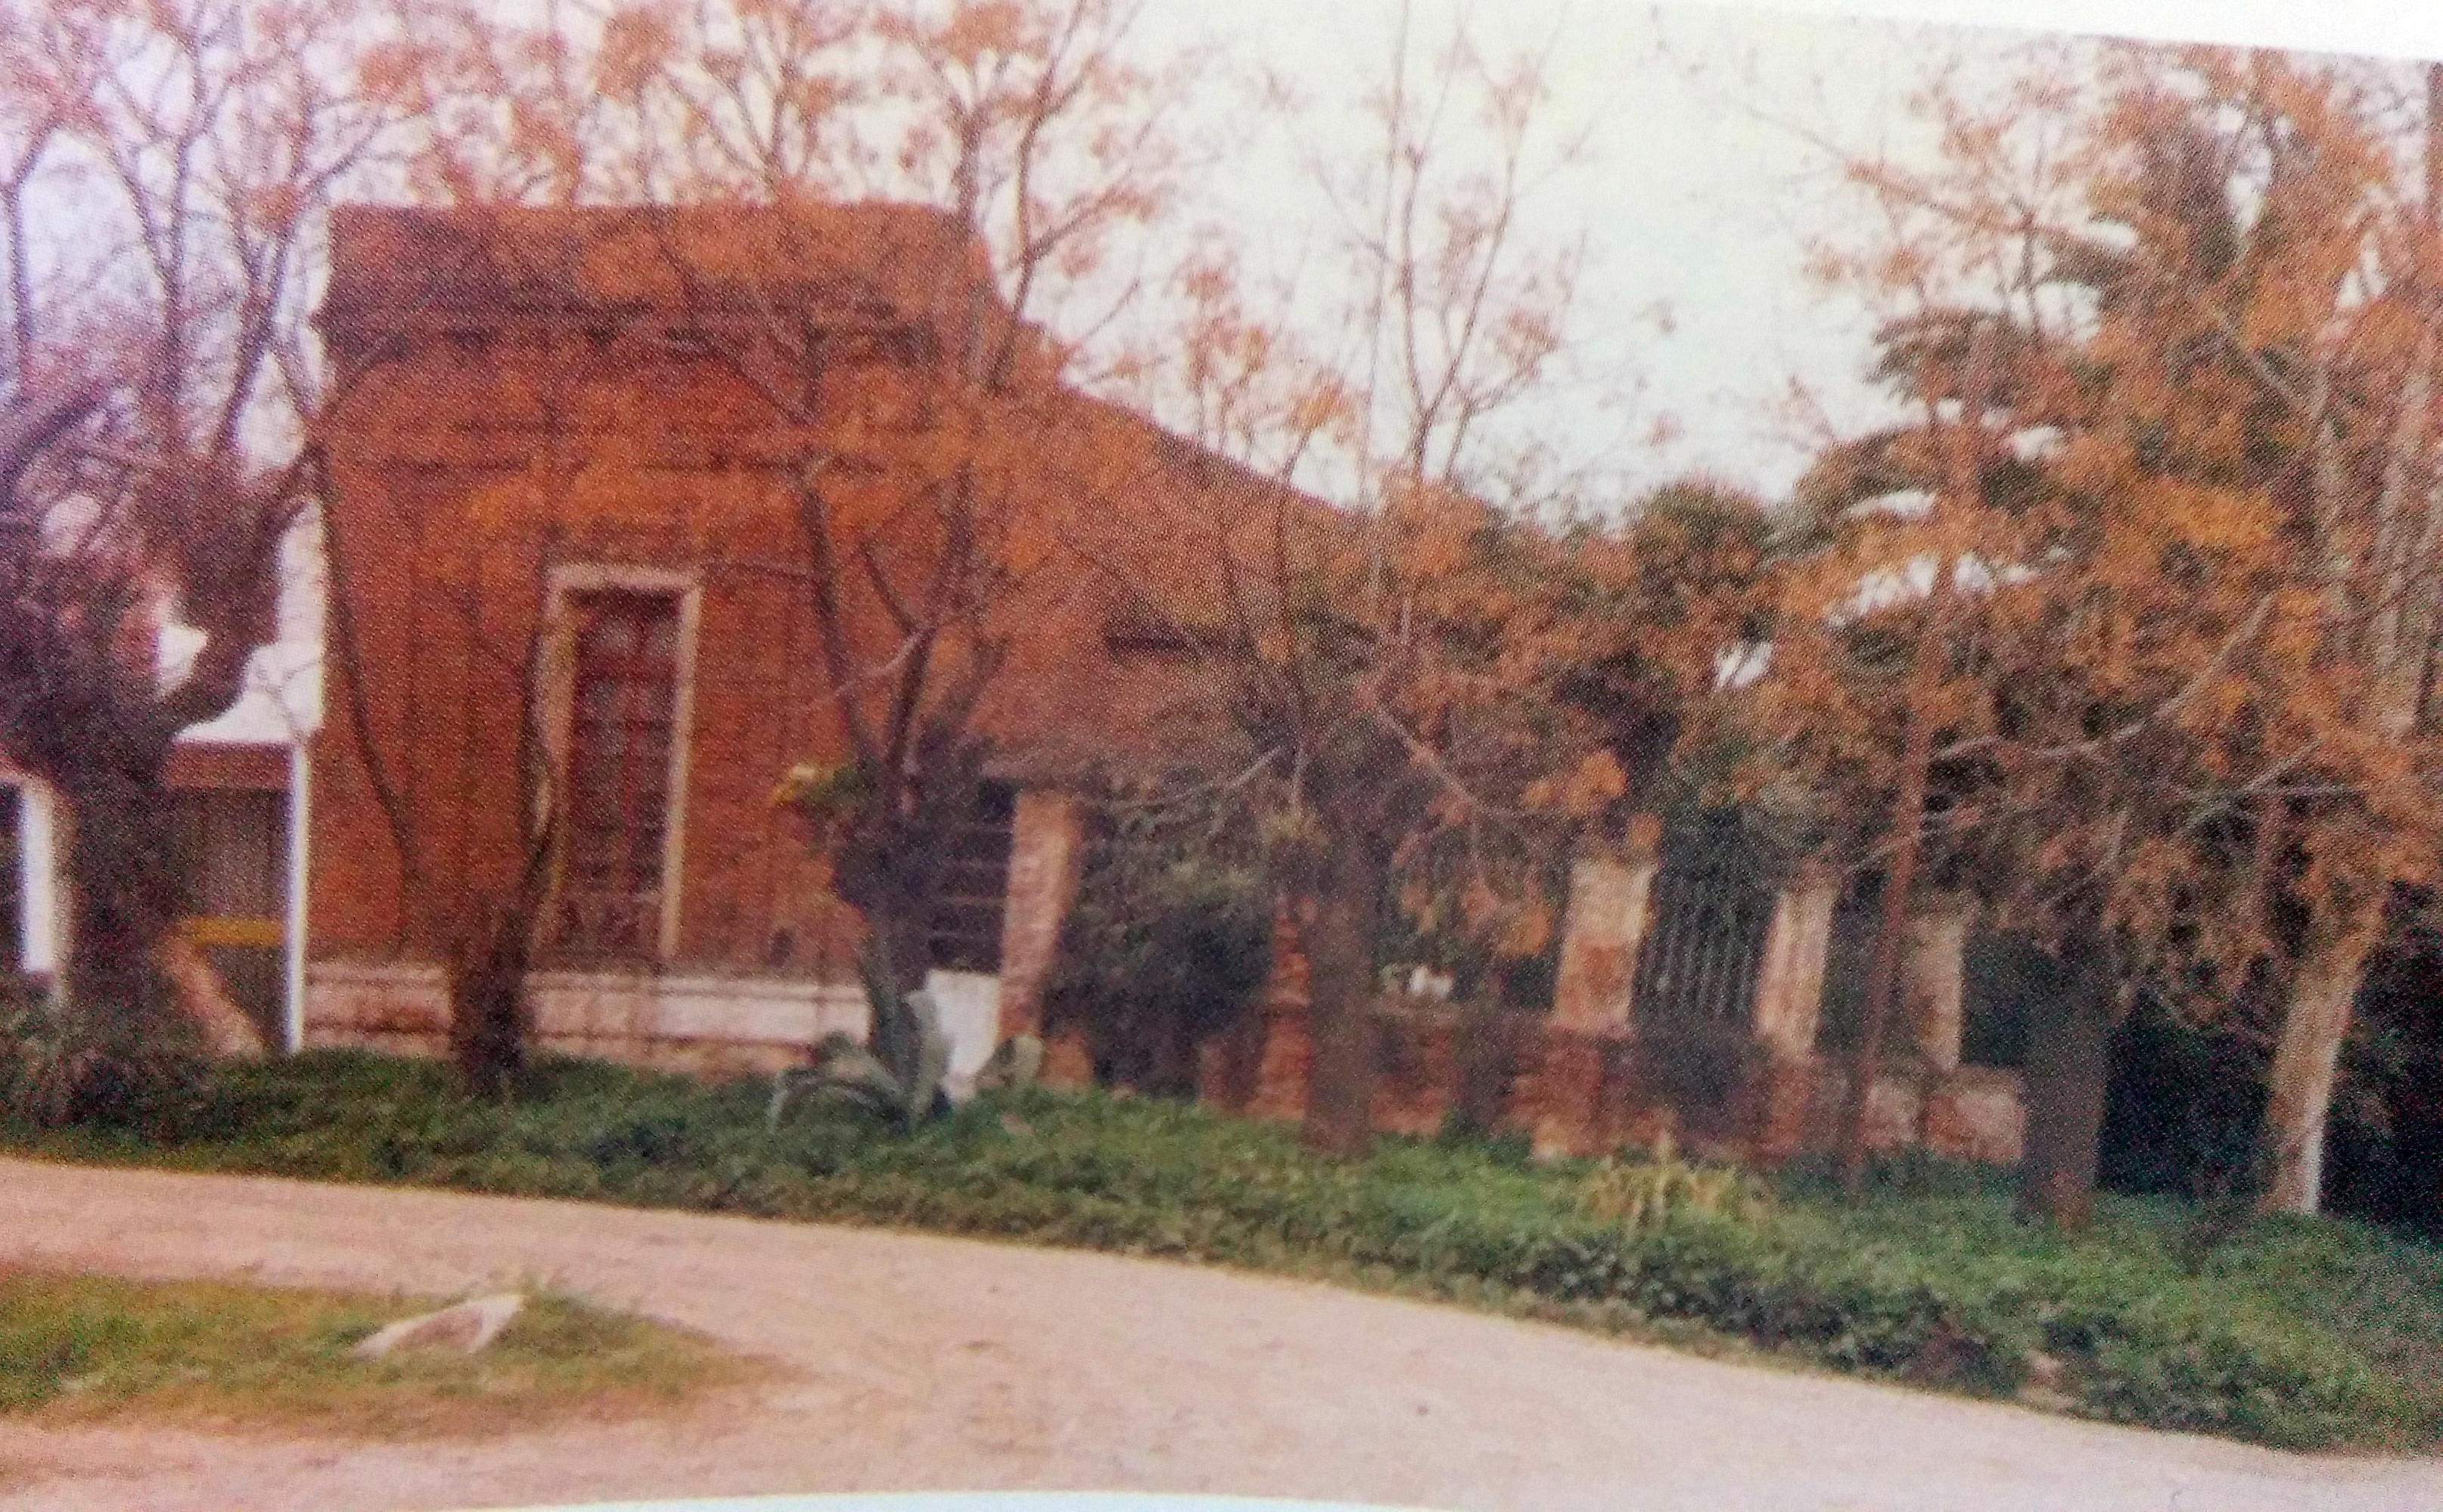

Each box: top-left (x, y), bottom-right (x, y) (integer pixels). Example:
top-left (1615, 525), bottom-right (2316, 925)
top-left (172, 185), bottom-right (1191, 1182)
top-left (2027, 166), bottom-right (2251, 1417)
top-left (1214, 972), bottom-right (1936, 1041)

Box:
top-left (925, 781), bottom-right (1017, 973)
top-left (554, 591), bottom-right (682, 962)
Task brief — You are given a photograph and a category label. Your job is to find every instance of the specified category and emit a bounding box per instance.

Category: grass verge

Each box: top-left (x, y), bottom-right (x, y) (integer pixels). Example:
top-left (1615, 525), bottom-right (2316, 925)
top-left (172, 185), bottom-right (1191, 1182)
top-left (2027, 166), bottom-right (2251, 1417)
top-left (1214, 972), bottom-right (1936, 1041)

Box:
top-left (10, 1048), bottom-right (2441, 1452)
top-left (0, 1264), bottom-right (748, 1436)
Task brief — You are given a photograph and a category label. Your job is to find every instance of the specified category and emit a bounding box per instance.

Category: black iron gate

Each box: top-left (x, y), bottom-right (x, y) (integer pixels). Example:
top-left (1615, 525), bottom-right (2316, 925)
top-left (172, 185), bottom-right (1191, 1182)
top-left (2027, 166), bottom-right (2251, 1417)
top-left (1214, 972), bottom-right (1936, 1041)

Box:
top-left (1629, 815), bottom-right (1781, 1120)
top-left (1631, 830), bottom-right (1777, 1033)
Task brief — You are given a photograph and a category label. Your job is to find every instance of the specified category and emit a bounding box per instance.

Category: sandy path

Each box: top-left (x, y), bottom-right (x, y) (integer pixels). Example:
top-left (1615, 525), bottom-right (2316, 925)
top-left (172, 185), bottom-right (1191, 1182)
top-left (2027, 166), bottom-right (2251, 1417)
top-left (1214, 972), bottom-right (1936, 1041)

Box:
top-left (0, 1157), bottom-right (2432, 1512)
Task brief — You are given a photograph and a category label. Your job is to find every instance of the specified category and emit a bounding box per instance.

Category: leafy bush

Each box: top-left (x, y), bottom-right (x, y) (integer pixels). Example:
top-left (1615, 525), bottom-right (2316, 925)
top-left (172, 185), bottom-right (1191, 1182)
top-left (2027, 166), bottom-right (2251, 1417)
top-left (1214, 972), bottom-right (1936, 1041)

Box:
top-left (14, 1049), bottom-right (2440, 1450)
top-left (1043, 787), bottom-right (1272, 1095)
top-left (770, 953), bottom-right (953, 1132)
top-left (768, 953), bottom-right (1043, 1134)
top-left (2, 976), bottom-right (207, 1135)
top-left (1432, 1109), bottom-right (1534, 1167)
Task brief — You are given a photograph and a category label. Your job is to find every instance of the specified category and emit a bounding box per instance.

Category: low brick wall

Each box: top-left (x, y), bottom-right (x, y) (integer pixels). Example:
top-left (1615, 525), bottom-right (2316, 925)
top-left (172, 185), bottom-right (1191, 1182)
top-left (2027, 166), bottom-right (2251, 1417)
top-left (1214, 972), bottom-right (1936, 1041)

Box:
top-left (1189, 995), bottom-right (2025, 1166)
top-left (1366, 1008), bottom-right (1460, 1137)
top-left (304, 962), bottom-right (454, 1060)
top-left (1922, 1064), bottom-right (2028, 1165)
top-left (1745, 1055), bottom-right (2026, 1166)
top-left (307, 954), bottom-right (2025, 1166)
top-left (306, 960), bottom-right (871, 1078)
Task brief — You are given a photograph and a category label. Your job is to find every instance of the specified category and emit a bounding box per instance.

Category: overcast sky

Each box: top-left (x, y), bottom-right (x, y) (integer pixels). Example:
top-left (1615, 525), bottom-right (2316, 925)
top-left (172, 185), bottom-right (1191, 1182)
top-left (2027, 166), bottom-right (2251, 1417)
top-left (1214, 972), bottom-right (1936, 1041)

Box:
top-left (1122, 1), bottom-right (2443, 505)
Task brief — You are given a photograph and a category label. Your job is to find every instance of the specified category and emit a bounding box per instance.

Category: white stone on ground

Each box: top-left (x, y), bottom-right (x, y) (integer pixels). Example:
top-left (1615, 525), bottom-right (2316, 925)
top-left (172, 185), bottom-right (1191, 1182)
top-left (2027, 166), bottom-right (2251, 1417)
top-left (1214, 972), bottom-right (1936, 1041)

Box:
top-left (350, 1293), bottom-right (525, 1359)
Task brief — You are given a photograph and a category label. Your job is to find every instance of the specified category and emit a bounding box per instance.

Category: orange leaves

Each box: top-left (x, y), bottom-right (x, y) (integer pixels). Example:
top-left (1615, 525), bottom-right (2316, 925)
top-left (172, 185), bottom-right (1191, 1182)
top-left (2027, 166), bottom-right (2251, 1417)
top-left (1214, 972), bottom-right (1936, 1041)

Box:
top-left (1521, 750), bottom-right (1626, 818)
top-left (1499, 899), bottom-right (1555, 961)
top-left (2152, 480), bottom-right (2273, 556)
top-left (867, 0), bottom-right (1187, 349)
top-left (1782, 39), bottom-right (2443, 989)
top-left (1380, 481), bottom-right (1482, 584)
top-left (593, 5), bottom-right (676, 104)
top-left (882, 0), bottom-right (1032, 65)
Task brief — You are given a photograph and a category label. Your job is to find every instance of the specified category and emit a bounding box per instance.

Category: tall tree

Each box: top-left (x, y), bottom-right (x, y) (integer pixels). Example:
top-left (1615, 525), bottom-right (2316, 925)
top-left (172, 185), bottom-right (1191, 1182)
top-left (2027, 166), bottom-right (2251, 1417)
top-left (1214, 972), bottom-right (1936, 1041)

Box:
top-left (2245, 58), bottom-right (2443, 1213)
top-left (315, 219), bottom-right (612, 1092)
top-left (744, 0), bottom-right (1198, 992)
top-left (0, 0), bottom-right (405, 1113)
top-left (1779, 40), bottom-right (2443, 1222)
top-left (1098, 5), bottom-right (1602, 1155)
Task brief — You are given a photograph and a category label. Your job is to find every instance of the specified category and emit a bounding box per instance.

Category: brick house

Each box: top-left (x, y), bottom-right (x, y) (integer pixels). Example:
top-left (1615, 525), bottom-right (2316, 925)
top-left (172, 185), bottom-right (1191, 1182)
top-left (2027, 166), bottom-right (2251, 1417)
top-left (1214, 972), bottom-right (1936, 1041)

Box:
top-left (272, 198), bottom-right (2021, 1164)
top-left (302, 203), bottom-right (1248, 1078)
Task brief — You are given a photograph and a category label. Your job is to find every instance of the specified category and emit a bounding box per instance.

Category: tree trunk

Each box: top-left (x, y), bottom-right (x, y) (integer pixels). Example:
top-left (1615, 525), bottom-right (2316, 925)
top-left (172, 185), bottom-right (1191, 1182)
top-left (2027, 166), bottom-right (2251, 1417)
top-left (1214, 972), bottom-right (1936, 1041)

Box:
top-left (1838, 321), bottom-right (1994, 1193)
top-left (862, 900), bottom-right (934, 998)
top-left (2015, 942), bottom-right (2115, 1228)
top-left (1298, 840), bottom-right (1380, 1158)
top-left (447, 900), bottom-right (536, 1098)
top-left (1148, 1002), bottom-right (1193, 1099)
top-left (57, 752), bottom-right (257, 1062)
top-left (158, 934), bottom-right (267, 1060)
top-left (1836, 625), bottom-right (1940, 1196)
top-left (59, 759), bottom-right (176, 1013)
top-left (1835, 840), bottom-right (1922, 1194)
top-left (2258, 941), bottom-right (2367, 1215)
top-left (831, 792), bottom-right (961, 1001)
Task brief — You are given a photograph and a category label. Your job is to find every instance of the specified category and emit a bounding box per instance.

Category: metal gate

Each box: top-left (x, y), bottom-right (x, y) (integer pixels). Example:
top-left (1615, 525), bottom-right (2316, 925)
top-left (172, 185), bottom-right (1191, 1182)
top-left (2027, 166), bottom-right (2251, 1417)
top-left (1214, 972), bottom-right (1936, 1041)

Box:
top-left (1630, 822), bottom-right (1778, 1034)
top-left (1628, 818), bottom-right (1779, 1123)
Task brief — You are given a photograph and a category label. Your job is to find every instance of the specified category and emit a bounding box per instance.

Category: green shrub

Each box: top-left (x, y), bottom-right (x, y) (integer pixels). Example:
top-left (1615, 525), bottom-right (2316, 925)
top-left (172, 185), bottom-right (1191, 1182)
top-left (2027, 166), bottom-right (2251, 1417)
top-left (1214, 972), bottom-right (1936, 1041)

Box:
top-left (1043, 787), bottom-right (1272, 1095)
top-left (769, 951), bottom-right (954, 1132)
top-left (1431, 1110), bottom-right (1535, 1167)
top-left (2, 977), bottom-right (209, 1135)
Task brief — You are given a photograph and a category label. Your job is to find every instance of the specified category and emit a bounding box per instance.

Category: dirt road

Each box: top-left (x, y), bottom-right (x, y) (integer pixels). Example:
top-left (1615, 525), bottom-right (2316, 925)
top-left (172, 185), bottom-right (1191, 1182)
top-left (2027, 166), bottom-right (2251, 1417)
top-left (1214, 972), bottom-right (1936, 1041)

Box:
top-left (0, 1157), bottom-right (2432, 1512)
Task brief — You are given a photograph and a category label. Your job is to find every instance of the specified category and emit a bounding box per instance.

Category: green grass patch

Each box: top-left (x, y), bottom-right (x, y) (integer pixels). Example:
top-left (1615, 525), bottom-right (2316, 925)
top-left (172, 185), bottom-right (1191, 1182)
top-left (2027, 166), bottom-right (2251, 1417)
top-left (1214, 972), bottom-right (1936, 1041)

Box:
top-left (0, 1263), bottom-right (747, 1436)
top-left (11, 1048), bottom-right (2442, 1451)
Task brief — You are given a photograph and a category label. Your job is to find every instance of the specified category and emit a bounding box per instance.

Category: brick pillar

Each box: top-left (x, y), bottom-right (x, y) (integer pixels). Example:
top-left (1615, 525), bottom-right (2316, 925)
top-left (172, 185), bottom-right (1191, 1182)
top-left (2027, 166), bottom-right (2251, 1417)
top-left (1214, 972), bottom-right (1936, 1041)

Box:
top-left (1904, 894), bottom-right (1973, 1073)
top-left (1517, 1028), bottom-right (1607, 1158)
top-left (994, 787), bottom-right (1083, 1042)
top-left (1751, 858), bottom-right (1836, 1060)
top-left (1549, 818), bottom-right (1660, 1032)
top-left (1245, 904), bottom-right (1314, 1120)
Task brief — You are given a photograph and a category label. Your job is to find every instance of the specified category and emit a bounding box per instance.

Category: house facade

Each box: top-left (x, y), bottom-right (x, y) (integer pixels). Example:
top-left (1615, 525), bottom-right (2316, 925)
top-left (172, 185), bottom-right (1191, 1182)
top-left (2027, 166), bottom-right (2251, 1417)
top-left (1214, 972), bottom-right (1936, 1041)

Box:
top-left (0, 198), bottom-right (2027, 1166)
top-left (301, 203), bottom-right (1241, 1079)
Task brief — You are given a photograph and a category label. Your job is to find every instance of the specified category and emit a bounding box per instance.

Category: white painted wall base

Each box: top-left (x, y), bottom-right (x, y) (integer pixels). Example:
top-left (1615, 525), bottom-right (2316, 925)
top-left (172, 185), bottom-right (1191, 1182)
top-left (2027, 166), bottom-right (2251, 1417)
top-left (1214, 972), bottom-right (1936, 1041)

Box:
top-left (306, 960), bottom-right (1005, 1082)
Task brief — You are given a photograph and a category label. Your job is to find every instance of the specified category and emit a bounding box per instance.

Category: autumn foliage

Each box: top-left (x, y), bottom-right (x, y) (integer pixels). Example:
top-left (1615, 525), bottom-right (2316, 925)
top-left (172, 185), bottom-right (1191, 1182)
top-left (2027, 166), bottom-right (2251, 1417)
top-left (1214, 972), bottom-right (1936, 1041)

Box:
top-left (2, 0), bottom-right (2438, 1222)
top-left (1769, 45), bottom-right (2443, 1218)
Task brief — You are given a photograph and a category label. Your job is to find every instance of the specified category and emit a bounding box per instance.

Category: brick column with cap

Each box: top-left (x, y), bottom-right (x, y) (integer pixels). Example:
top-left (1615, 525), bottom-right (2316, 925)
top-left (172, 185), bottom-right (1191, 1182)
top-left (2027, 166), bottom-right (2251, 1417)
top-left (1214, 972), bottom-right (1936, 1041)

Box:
top-left (1751, 858), bottom-right (1837, 1061)
top-left (1905, 893), bottom-right (1974, 1073)
top-left (994, 787), bottom-right (1083, 1044)
top-left (1549, 817), bottom-right (1660, 1033)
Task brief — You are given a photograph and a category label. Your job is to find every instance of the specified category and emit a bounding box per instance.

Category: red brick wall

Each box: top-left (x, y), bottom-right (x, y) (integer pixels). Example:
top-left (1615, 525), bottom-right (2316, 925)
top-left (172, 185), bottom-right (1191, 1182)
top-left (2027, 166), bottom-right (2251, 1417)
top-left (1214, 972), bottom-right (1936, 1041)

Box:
top-left (311, 206), bottom-right (1254, 986)
top-left (1227, 914), bottom-right (2022, 1163)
